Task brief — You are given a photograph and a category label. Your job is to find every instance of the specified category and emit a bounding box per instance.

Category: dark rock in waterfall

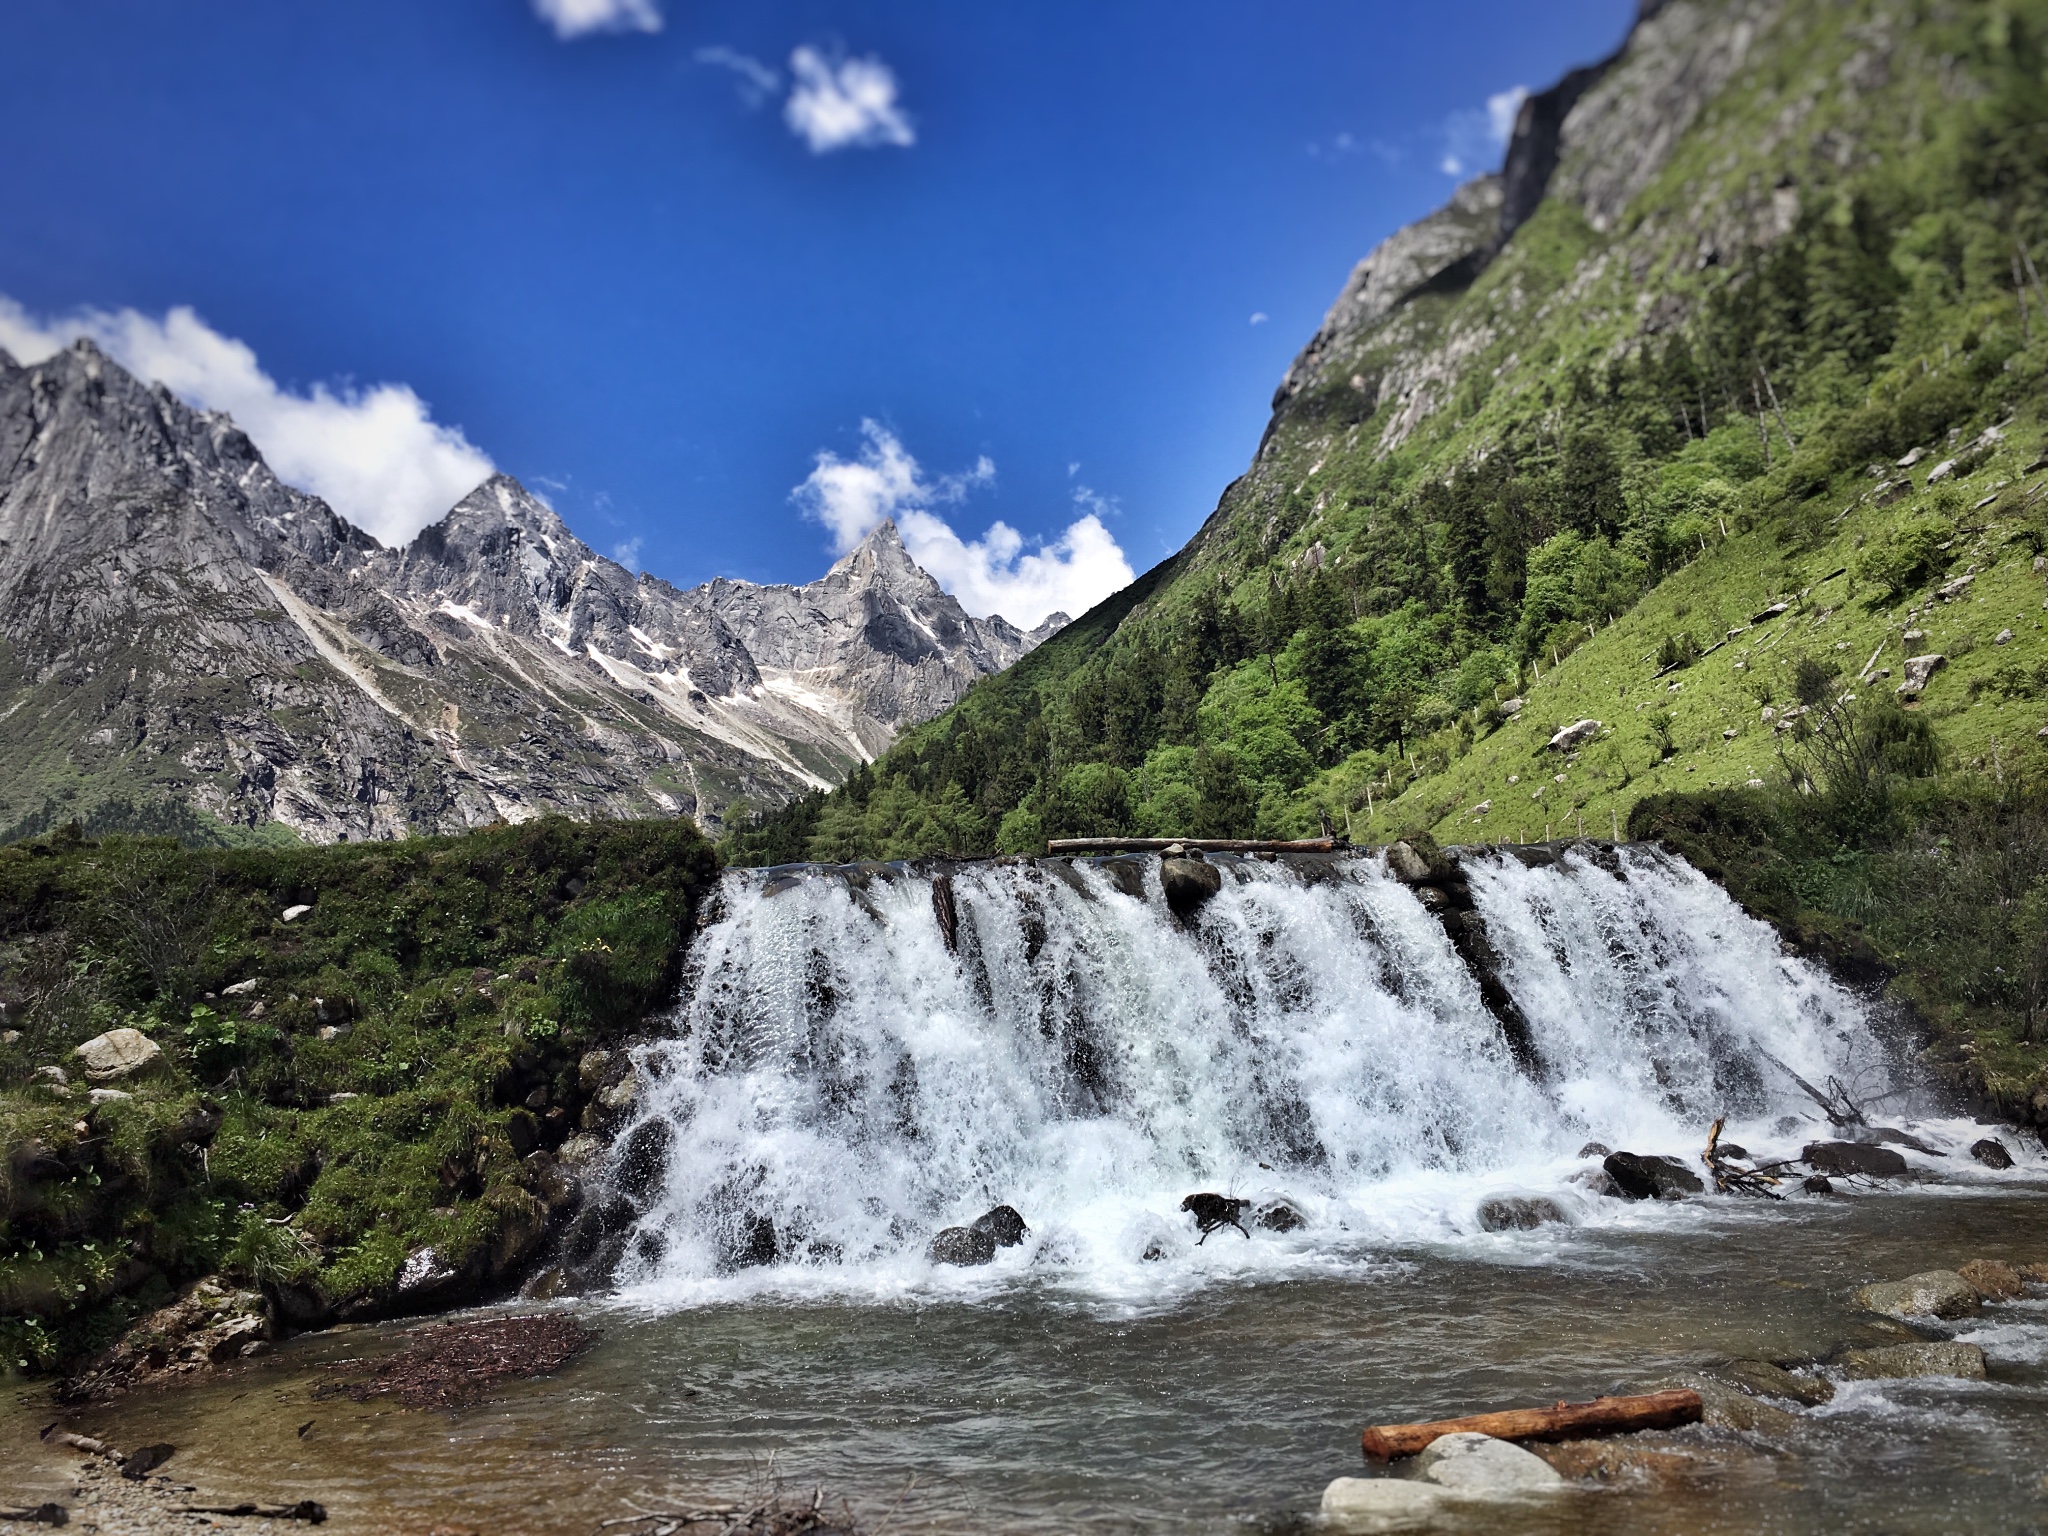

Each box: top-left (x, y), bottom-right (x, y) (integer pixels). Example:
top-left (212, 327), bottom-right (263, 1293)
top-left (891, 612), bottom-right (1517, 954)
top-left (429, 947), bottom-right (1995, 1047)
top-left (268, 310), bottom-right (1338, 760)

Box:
top-left (1716, 1142), bottom-right (1750, 1162)
top-left (1804, 1141), bottom-right (1908, 1179)
top-left (1603, 1151), bottom-right (1704, 1201)
top-left (1970, 1138), bottom-right (2014, 1169)
top-left (1160, 855), bottom-right (1223, 922)
top-left (1098, 857), bottom-right (1148, 900)
top-left (732, 1213), bottom-right (779, 1269)
top-left (1254, 1199), bottom-right (1306, 1233)
top-left (1854, 1126), bottom-right (1943, 1156)
top-left (1180, 1192), bottom-right (1251, 1242)
top-left (969, 1204), bottom-right (1029, 1248)
top-left (1477, 1195), bottom-right (1568, 1231)
top-left (929, 1225), bottom-right (998, 1266)
top-left (1803, 1174), bottom-right (1836, 1195)
top-left (931, 873), bottom-right (959, 953)
top-left (614, 1119), bottom-right (674, 1205)
top-left (1577, 1141), bottom-right (1612, 1159)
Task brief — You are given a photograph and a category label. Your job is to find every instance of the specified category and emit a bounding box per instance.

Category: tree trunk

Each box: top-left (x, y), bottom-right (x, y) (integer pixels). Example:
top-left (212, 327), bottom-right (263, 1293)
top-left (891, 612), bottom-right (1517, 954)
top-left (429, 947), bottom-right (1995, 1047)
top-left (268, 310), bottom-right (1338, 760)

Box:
top-left (1360, 1390), bottom-right (1703, 1460)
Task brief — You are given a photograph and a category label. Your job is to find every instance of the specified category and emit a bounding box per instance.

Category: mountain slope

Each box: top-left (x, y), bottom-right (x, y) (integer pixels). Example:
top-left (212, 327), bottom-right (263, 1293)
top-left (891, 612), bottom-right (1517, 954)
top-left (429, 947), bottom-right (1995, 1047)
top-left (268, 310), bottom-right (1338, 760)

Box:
top-left (723, 0), bottom-right (2048, 864)
top-left (0, 344), bottom-right (1051, 843)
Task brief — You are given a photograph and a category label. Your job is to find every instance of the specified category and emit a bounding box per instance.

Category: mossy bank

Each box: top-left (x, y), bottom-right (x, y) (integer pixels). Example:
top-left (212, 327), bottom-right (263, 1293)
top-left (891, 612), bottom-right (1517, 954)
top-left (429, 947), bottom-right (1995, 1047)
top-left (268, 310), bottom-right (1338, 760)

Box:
top-left (0, 815), bottom-right (715, 1378)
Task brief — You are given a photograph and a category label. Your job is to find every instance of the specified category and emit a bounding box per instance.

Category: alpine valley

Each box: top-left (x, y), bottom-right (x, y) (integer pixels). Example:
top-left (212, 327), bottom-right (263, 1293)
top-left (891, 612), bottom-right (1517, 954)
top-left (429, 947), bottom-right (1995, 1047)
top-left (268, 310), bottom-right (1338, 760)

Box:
top-left (0, 341), bottom-right (1062, 846)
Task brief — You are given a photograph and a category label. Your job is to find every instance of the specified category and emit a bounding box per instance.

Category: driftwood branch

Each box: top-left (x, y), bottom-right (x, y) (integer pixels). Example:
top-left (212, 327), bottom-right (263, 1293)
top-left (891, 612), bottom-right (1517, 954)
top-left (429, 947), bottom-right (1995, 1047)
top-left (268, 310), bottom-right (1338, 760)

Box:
top-left (1046, 838), bottom-right (1341, 855)
top-left (1360, 1389), bottom-right (1703, 1460)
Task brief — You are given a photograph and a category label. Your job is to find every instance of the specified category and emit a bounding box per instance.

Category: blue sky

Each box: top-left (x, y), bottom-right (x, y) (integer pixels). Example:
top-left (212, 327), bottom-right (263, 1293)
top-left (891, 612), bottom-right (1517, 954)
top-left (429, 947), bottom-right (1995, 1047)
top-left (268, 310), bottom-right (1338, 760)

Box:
top-left (0, 0), bottom-right (1632, 627)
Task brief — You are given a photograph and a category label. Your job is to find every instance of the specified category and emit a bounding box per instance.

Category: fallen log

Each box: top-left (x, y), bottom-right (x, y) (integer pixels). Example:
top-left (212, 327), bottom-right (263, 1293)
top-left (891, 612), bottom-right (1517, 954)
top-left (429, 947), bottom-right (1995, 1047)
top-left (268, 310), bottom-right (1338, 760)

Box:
top-left (1360, 1389), bottom-right (1703, 1460)
top-left (1045, 838), bottom-right (1341, 855)
top-left (178, 1502), bottom-right (327, 1524)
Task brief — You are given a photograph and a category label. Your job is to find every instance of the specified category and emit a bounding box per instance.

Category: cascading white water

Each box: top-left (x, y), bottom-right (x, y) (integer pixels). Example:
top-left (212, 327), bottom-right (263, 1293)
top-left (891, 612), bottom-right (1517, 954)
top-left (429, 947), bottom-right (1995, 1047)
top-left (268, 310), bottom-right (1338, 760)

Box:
top-left (608, 846), bottom-right (1895, 1304)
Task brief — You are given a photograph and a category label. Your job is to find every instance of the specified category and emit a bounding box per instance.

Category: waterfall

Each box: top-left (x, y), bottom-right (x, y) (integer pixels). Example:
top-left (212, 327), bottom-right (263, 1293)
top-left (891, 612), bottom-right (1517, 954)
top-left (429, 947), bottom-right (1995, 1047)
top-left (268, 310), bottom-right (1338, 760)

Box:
top-left (606, 846), bottom-right (1893, 1304)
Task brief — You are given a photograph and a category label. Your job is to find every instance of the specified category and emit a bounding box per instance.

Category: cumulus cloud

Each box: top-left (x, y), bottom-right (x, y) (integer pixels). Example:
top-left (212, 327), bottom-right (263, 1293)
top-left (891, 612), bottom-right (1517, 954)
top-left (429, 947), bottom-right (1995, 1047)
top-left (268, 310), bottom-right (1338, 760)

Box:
top-left (532, 0), bottom-right (661, 40)
top-left (784, 47), bottom-right (914, 153)
top-left (0, 296), bottom-right (493, 549)
top-left (695, 46), bottom-right (781, 105)
top-left (792, 422), bottom-right (1132, 629)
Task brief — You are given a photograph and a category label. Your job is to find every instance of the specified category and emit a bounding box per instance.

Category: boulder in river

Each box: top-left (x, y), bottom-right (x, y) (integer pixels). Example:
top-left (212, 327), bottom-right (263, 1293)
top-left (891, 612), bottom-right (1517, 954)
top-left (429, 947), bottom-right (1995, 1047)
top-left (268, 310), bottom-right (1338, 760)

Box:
top-left (1803, 1141), bottom-right (1908, 1178)
top-left (1970, 1138), bottom-right (2014, 1169)
top-left (1836, 1341), bottom-right (1986, 1381)
top-left (1957, 1258), bottom-right (2023, 1301)
top-left (929, 1226), bottom-right (998, 1266)
top-left (969, 1205), bottom-right (1029, 1248)
top-left (1477, 1196), bottom-right (1567, 1231)
top-left (1802, 1175), bottom-right (1834, 1194)
top-left (1722, 1357), bottom-right (1833, 1406)
top-left (1576, 1141), bottom-right (1611, 1159)
top-left (1855, 1269), bottom-right (1980, 1320)
top-left (1160, 856), bottom-right (1222, 921)
top-left (73, 1027), bottom-right (163, 1082)
top-left (1602, 1151), bottom-right (1704, 1201)
top-left (1322, 1478), bottom-right (1446, 1520)
top-left (1254, 1199), bottom-right (1305, 1233)
top-left (1416, 1432), bottom-right (1563, 1492)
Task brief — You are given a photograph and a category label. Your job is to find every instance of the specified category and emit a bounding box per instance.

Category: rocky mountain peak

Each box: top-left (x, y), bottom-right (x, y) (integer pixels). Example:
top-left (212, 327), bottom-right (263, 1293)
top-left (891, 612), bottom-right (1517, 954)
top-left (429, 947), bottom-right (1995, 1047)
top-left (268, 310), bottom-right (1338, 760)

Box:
top-left (0, 343), bottom-right (1059, 843)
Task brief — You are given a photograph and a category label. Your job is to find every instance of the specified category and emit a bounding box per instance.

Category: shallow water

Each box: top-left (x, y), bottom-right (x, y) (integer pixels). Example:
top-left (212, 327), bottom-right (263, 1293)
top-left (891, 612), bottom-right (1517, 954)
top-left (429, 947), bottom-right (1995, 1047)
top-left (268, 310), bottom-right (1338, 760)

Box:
top-left (10, 848), bottom-right (2048, 1531)
top-left (9, 1181), bottom-right (2048, 1534)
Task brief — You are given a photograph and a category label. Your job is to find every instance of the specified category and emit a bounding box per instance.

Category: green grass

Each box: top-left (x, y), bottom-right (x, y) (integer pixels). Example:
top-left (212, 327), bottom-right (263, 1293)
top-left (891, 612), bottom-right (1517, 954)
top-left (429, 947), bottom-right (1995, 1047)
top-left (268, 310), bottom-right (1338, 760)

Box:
top-left (0, 814), bottom-right (715, 1374)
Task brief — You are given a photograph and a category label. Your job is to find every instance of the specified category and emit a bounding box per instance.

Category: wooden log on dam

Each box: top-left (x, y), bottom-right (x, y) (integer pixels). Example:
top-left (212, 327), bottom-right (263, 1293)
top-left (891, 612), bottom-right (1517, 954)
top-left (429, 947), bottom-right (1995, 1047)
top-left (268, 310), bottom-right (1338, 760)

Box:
top-left (1360, 1389), bottom-right (1704, 1460)
top-left (1044, 837), bottom-right (1344, 855)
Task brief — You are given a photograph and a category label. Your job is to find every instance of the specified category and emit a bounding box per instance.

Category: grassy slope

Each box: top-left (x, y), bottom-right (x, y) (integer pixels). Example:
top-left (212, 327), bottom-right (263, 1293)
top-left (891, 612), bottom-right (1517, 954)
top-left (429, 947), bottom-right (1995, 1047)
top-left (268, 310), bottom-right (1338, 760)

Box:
top-left (0, 816), bottom-right (715, 1374)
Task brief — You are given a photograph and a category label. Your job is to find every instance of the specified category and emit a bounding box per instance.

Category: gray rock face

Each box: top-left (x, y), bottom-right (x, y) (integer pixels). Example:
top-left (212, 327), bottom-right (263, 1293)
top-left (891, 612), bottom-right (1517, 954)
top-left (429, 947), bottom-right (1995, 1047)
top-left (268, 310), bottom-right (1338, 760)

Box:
top-left (0, 342), bottom-right (1059, 843)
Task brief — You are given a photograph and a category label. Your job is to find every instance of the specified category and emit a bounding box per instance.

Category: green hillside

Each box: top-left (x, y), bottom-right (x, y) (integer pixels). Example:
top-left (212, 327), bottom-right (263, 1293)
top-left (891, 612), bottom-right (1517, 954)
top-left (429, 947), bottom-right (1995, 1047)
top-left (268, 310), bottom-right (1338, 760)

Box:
top-left (721, 0), bottom-right (2048, 866)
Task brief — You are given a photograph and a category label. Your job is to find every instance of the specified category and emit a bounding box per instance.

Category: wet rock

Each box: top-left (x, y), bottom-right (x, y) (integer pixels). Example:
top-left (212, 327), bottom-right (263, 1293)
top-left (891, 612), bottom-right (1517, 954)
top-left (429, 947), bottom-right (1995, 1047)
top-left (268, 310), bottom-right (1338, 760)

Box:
top-left (1802, 1175), bottom-right (1834, 1194)
top-left (1254, 1199), bottom-right (1305, 1233)
top-left (930, 873), bottom-right (959, 952)
top-left (58, 1279), bottom-right (272, 1401)
top-left (396, 1246), bottom-right (461, 1300)
top-left (1569, 1167), bottom-right (1620, 1198)
top-left (1653, 1373), bottom-right (1797, 1436)
top-left (613, 1119), bottom-right (673, 1205)
top-left (121, 1443), bottom-right (176, 1480)
top-left (928, 1225), bottom-right (997, 1266)
top-left (1970, 1138), bottom-right (2014, 1169)
top-left (1477, 1196), bottom-right (1567, 1231)
top-left (1576, 1141), bottom-right (1611, 1158)
top-left (1321, 1478), bottom-right (1447, 1522)
top-left (1722, 1357), bottom-right (1834, 1406)
top-left (578, 1050), bottom-right (612, 1094)
top-left (1803, 1141), bottom-right (1908, 1178)
top-left (72, 1028), bottom-right (162, 1082)
top-left (1180, 1192), bottom-right (1251, 1242)
top-left (1855, 1269), bottom-right (1980, 1320)
top-left (1837, 1341), bottom-right (1986, 1381)
top-left (1160, 856), bottom-right (1222, 921)
top-left (1534, 1438), bottom-right (1728, 1488)
top-left (1097, 858), bottom-right (1148, 900)
top-left (732, 1213), bottom-right (779, 1269)
top-left (1384, 840), bottom-right (1433, 884)
top-left (1416, 1432), bottom-right (1563, 1492)
top-left (1958, 1258), bottom-right (2023, 1302)
top-left (1603, 1151), bottom-right (1704, 1200)
top-left (969, 1205), bottom-right (1029, 1248)
top-left (1855, 1125), bottom-right (1944, 1156)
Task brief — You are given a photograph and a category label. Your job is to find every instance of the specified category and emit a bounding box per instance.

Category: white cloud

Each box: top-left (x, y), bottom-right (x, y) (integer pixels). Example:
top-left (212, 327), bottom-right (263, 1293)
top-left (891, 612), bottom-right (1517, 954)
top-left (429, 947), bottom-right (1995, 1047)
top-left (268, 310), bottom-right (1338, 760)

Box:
top-left (784, 47), bottom-right (914, 153)
top-left (1249, 312), bottom-right (1269, 326)
top-left (1439, 83), bottom-right (1528, 178)
top-left (1488, 86), bottom-right (1531, 145)
top-left (0, 296), bottom-right (493, 549)
top-left (792, 422), bottom-right (1132, 629)
top-left (612, 537), bottom-right (644, 572)
top-left (532, 0), bottom-right (661, 40)
top-left (695, 46), bottom-right (781, 105)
